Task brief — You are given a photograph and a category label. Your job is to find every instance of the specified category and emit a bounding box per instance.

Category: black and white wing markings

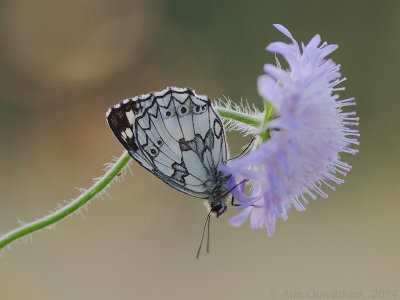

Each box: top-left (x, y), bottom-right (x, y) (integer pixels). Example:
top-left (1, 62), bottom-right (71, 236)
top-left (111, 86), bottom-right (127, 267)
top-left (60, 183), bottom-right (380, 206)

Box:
top-left (152, 90), bottom-right (208, 182)
top-left (107, 100), bottom-right (152, 171)
top-left (209, 106), bottom-right (227, 166)
top-left (171, 158), bottom-right (189, 183)
top-left (134, 96), bottom-right (205, 188)
top-left (178, 129), bottom-right (216, 182)
top-left (106, 86), bottom-right (228, 199)
top-left (179, 130), bottom-right (214, 162)
top-left (187, 94), bottom-right (227, 168)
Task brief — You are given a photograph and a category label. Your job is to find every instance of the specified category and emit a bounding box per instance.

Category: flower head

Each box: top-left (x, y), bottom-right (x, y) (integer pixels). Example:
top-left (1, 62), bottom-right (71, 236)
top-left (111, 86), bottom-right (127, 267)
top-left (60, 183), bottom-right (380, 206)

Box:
top-left (220, 24), bottom-right (359, 236)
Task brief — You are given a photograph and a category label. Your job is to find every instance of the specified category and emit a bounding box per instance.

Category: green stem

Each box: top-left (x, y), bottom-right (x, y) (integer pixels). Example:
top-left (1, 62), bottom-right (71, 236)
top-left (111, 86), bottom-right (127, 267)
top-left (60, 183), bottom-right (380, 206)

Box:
top-left (216, 107), bottom-right (262, 127)
top-left (0, 108), bottom-right (262, 251)
top-left (0, 151), bottom-right (131, 250)
top-left (259, 100), bottom-right (274, 141)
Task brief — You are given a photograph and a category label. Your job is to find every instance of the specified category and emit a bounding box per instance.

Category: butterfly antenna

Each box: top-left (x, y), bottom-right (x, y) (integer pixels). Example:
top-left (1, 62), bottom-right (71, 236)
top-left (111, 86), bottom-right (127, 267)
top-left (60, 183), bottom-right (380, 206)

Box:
top-left (196, 211), bottom-right (211, 259)
top-left (206, 214), bottom-right (211, 254)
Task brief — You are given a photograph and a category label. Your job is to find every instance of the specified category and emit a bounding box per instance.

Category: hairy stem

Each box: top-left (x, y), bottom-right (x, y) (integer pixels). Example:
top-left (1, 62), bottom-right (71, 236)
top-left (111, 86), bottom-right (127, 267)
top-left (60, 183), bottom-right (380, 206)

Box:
top-left (0, 151), bottom-right (131, 250)
top-left (0, 108), bottom-right (261, 251)
top-left (216, 107), bottom-right (262, 127)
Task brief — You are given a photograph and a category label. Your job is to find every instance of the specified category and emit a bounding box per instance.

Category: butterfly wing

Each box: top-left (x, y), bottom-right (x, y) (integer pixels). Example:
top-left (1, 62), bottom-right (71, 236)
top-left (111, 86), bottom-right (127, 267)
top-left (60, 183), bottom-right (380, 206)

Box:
top-left (106, 87), bottom-right (227, 199)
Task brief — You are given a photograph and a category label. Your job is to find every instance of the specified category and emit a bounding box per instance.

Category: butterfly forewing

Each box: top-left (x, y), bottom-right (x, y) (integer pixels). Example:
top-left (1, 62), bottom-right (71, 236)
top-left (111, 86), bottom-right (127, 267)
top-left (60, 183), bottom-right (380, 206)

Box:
top-left (106, 87), bottom-right (227, 199)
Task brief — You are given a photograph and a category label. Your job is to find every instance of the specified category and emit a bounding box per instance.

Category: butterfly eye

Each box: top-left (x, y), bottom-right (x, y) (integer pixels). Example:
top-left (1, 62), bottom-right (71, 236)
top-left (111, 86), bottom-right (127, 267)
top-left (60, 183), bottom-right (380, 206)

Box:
top-left (149, 146), bottom-right (159, 157)
top-left (178, 105), bottom-right (189, 116)
top-left (201, 105), bottom-right (207, 112)
top-left (157, 139), bottom-right (163, 146)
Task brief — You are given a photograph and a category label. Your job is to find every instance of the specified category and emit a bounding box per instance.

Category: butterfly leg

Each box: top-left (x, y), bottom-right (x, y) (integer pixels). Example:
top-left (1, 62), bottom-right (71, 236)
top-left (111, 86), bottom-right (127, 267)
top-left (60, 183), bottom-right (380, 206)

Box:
top-left (223, 138), bottom-right (255, 163)
top-left (231, 196), bottom-right (241, 207)
top-left (221, 179), bottom-right (248, 198)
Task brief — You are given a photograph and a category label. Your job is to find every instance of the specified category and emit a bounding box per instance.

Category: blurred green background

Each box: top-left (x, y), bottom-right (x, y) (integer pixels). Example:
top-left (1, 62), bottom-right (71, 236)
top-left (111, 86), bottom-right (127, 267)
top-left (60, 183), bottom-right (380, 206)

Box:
top-left (0, 0), bottom-right (399, 299)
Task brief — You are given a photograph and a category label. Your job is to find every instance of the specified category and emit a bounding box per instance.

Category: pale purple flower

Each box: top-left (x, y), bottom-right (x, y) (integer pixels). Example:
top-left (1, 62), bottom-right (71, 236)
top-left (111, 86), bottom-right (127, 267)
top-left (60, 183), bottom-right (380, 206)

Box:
top-left (220, 24), bottom-right (359, 236)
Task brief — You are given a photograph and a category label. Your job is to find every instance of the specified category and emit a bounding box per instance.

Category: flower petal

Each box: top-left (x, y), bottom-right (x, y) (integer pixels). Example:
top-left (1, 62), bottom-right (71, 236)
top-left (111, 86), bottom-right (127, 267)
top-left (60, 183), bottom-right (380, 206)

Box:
top-left (257, 75), bottom-right (283, 112)
top-left (228, 206), bottom-right (252, 227)
top-left (273, 24), bottom-right (300, 53)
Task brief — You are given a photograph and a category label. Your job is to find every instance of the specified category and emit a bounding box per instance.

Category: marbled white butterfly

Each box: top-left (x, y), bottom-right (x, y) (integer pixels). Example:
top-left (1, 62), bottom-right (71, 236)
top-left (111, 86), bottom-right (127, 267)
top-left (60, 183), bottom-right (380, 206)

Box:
top-left (106, 87), bottom-right (232, 219)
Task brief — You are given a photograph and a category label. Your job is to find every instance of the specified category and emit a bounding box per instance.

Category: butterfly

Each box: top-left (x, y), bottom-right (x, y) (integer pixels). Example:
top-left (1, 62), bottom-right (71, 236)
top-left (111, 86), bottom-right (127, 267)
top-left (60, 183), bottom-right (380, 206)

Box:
top-left (106, 87), bottom-right (232, 219)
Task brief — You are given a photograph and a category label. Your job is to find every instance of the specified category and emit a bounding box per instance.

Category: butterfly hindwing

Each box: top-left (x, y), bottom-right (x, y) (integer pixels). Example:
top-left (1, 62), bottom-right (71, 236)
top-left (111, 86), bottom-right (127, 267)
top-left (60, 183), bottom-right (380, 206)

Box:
top-left (106, 87), bottom-right (227, 199)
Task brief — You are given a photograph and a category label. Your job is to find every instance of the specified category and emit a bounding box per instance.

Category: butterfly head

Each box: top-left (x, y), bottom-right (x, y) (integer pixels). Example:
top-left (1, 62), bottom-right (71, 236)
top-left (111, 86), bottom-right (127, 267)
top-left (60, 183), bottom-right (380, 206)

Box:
top-left (210, 203), bottom-right (227, 218)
